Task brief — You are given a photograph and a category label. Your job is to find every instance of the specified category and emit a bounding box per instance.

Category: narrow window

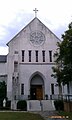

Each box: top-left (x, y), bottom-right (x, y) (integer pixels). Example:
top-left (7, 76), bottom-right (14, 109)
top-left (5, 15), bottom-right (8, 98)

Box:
top-left (36, 51), bottom-right (38, 62)
top-left (51, 84), bottom-right (54, 94)
top-left (42, 51), bottom-right (45, 62)
top-left (29, 50), bottom-right (31, 62)
top-left (49, 50), bottom-right (52, 62)
top-left (22, 50), bottom-right (24, 62)
top-left (14, 61), bottom-right (18, 72)
top-left (67, 83), bottom-right (70, 94)
top-left (21, 84), bottom-right (24, 95)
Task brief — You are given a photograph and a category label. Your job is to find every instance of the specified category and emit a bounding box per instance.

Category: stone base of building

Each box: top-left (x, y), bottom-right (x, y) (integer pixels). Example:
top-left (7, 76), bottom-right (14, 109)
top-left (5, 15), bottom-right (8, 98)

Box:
top-left (11, 100), bottom-right (55, 111)
top-left (27, 100), bottom-right (55, 111)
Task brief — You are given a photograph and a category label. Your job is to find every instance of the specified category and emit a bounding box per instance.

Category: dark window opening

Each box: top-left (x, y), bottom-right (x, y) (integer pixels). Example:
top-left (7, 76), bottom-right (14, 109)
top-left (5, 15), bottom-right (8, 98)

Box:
top-left (51, 84), bottom-right (54, 94)
top-left (42, 51), bottom-right (45, 62)
top-left (29, 50), bottom-right (31, 62)
top-left (49, 50), bottom-right (52, 62)
top-left (21, 84), bottom-right (24, 95)
top-left (22, 50), bottom-right (24, 62)
top-left (36, 51), bottom-right (38, 62)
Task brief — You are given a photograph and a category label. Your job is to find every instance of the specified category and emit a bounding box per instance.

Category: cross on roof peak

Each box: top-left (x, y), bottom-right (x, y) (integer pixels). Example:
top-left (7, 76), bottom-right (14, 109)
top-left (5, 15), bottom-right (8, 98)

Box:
top-left (33, 8), bottom-right (38, 17)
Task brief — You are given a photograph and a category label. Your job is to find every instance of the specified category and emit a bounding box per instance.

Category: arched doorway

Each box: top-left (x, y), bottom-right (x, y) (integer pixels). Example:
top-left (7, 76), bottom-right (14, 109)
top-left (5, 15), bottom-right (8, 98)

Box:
top-left (30, 74), bottom-right (44, 100)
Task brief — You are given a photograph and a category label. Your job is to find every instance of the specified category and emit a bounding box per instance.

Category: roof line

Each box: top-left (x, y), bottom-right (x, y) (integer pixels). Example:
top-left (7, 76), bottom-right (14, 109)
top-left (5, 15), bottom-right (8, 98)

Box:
top-left (7, 17), bottom-right (61, 46)
top-left (6, 17), bottom-right (36, 46)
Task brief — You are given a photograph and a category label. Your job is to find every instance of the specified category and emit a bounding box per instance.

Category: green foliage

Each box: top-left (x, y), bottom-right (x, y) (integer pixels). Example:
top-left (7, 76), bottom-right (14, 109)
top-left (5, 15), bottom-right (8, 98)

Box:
top-left (6, 100), bottom-right (11, 108)
top-left (0, 100), bottom-right (11, 110)
top-left (51, 22), bottom-right (72, 86)
top-left (17, 100), bottom-right (27, 111)
top-left (0, 81), bottom-right (7, 100)
top-left (0, 81), bottom-right (7, 107)
top-left (54, 100), bottom-right (64, 111)
top-left (51, 66), bottom-right (62, 86)
top-left (59, 111), bottom-right (72, 120)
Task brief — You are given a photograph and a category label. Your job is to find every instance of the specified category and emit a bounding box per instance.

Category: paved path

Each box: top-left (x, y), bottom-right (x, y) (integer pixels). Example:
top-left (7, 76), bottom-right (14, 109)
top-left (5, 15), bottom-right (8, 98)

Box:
top-left (38, 111), bottom-right (59, 120)
top-left (34, 111), bottom-right (68, 120)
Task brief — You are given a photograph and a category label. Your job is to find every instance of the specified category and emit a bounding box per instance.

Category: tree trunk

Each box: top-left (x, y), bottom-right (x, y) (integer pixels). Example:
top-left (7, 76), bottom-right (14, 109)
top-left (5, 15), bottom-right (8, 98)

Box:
top-left (59, 84), bottom-right (62, 95)
top-left (58, 84), bottom-right (62, 100)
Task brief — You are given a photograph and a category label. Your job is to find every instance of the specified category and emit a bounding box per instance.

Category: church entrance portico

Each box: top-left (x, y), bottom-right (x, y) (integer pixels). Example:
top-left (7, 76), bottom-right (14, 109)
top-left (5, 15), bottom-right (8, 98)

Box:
top-left (30, 73), bottom-right (44, 100)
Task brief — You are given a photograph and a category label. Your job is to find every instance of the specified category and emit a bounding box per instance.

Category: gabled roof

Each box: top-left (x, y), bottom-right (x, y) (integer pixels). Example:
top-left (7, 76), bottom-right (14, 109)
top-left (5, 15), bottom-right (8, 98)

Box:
top-left (7, 17), bottom-right (61, 46)
top-left (0, 55), bottom-right (7, 63)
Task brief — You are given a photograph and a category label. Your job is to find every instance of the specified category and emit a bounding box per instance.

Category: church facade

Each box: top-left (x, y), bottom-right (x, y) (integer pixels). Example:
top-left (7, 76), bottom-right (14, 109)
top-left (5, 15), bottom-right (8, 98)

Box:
top-left (0, 16), bottom-right (70, 109)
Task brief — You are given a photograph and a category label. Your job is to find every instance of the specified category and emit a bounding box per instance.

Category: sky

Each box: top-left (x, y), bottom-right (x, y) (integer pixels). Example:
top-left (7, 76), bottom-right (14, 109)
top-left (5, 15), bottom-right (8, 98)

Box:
top-left (0, 0), bottom-right (72, 55)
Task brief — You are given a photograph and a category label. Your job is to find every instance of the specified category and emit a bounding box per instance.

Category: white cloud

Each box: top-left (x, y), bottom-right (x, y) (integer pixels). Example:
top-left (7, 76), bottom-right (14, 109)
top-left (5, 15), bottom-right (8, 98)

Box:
top-left (0, 0), bottom-right (72, 54)
top-left (0, 46), bottom-right (8, 55)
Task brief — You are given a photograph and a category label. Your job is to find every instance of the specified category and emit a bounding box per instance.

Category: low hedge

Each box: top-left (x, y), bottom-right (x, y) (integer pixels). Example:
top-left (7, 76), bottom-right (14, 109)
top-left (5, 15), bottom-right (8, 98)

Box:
top-left (54, 100), bottom-right (64, 111)
top-left (17, 100), bottom-right (27, 111)
top-left (0, 100), bottom-right (11, 110)
top-left (6, 100), bottom-right (11, 109)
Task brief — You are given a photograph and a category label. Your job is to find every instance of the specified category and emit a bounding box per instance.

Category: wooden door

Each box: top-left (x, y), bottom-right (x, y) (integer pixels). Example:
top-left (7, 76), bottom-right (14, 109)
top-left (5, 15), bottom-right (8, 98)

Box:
top-left (36, 86), bottom-right (43, 100)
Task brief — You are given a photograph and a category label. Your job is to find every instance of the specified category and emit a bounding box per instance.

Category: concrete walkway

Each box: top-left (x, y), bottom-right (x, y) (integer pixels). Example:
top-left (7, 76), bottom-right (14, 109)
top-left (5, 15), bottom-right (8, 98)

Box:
top-left (34, 111), bottom-right (68, 120)
top-left (38, 111), bottom-right (58, 120)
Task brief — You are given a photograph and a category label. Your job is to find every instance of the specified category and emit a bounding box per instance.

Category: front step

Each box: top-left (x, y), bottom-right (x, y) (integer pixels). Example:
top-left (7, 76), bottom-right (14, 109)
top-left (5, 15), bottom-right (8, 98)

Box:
top-left (27, 100), bottom-right (41, 111)
top-left (27, 100), bottom-right (55, 111)
top-left (41, 100), bottom-right (55, 111)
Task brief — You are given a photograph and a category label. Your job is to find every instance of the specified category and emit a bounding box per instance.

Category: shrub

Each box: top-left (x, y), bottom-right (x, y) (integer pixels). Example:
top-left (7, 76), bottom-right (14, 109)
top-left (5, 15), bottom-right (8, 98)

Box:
top-left (0, 107), bottom-right (10, 110)
top-left (6, 100), bottom-right (11, 109)
top-left (0, 100), bottom-right (11, 110)
top-left (17, 100), bottom-right (27, 111)
top-left (0, 100), bottom-right (3, 108)
top-left (54, 100), bottom-right (64, 111)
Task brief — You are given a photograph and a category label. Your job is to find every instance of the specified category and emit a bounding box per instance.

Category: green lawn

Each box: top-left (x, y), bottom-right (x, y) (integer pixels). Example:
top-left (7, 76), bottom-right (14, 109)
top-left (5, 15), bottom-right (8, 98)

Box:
top-left (0, 112), bottom-right (44, 120)
top-left (58, 111), bottom-right (72, 120)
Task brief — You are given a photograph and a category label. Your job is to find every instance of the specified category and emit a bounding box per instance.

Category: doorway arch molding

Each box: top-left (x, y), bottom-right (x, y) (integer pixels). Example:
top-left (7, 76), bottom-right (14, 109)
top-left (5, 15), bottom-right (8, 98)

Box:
top-left (29, 71), bottom-right (45, 100)
top-left (29, 71), bottom-right (46, 85)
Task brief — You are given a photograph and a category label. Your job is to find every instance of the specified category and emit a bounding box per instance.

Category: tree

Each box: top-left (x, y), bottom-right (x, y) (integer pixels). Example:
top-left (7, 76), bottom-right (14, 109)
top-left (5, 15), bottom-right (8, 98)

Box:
top-left (51, 65), bottom-right (62, 95)
top-left (51, 49), bottom-right (63, 95)
top-left (51, 22), bottom-right (72, 94)
top-left (0, 81), bottom-right (7, 107)
top-left (61, 22), bottom-right (72, 85)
